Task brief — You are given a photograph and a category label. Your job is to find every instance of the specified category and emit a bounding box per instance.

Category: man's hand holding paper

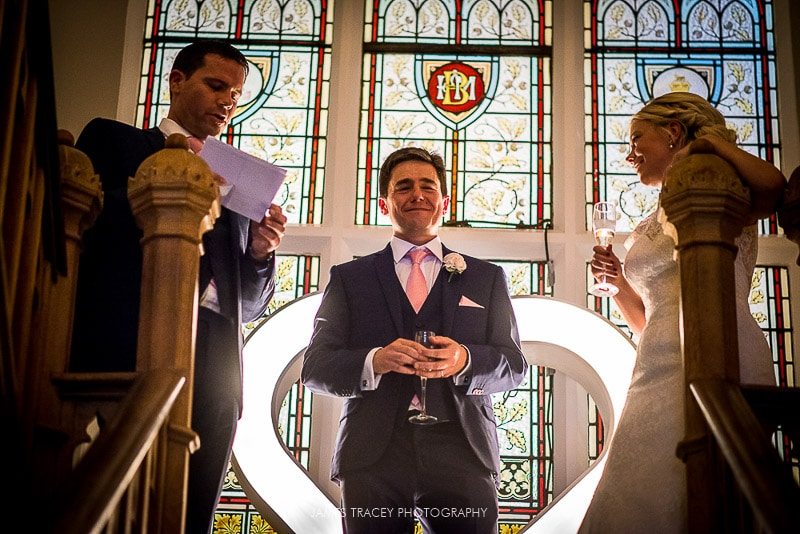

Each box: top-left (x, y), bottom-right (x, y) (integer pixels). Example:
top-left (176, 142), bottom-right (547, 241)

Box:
top-left (249, 204), bottom-right (287, 261)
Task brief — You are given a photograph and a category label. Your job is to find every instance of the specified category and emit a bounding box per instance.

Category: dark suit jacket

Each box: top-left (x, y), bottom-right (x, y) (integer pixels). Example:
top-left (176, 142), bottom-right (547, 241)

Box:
top-left (301, 244), bottom-right (527, 480)
top-left (70, 117), bottom-right (275, 410)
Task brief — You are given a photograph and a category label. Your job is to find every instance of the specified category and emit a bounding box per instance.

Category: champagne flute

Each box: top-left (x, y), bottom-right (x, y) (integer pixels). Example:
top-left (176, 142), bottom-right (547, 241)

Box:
top-left (408, 330), bottom-right (438, 425)
top-left (589, 201), bottom-right (620, 297)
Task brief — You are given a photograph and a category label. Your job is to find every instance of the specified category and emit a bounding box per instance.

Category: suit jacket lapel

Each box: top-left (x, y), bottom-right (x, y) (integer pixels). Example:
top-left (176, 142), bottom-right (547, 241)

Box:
top-left (375, 244), bottom-right (404, 336)
top-left (440, 246), bottom-right (462, 336)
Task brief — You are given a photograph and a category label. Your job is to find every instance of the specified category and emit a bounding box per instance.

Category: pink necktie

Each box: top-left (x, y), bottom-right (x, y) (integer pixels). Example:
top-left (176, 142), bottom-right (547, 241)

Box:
top-left (406, 248), bottom-right (430, 313)
top-left (186, 135), bottom-right (204, 154)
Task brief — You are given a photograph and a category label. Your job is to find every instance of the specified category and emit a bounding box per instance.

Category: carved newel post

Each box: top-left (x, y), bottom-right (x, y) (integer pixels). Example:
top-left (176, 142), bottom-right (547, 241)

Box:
top-left (128, 134), bottom-right (218, 533)
top-left (660, 153), bottom-right (751, 532)
top-left (26, 132), bottom-right (102, 486)
top-left (45, 132), bottom-right (103, 375)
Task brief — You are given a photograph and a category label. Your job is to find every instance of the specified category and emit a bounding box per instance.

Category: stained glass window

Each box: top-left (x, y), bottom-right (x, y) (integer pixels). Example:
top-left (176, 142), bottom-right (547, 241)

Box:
top-left (357, 0), bottom-right (553, 228)
top-left (584, 0), bottom-right (780, 234)
top-left (585, 395), bottom-right (604, 466)
top-left (750, 265), bottom-right (797, 479)
top-left (216, 254), bottom-right (320, 529)
top-left (136, 0), bottom-right (333, 224)
top-left (751, 266), bottom-right (795, 387)
top-left (490, 260), bottom-right (554, 527)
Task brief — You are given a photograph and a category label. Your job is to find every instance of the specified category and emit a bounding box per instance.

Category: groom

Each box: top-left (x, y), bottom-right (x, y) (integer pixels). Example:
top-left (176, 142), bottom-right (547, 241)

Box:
top-left (301, 147), bottom-right (527, 533)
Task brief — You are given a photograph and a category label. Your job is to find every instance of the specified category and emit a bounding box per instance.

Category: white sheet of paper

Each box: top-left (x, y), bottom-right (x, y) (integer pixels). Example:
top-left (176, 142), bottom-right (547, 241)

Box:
top-left (200, 137), bottom-right (287, 221)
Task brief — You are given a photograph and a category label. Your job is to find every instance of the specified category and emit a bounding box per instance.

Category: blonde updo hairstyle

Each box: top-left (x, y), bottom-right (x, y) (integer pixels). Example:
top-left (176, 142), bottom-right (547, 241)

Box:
top-left (632, 92), bottom-right (737, 147)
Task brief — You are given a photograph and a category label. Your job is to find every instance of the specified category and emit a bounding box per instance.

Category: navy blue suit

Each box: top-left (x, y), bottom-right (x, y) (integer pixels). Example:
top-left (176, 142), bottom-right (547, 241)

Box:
top-left (302, 244), bottom-right (526, 532)
top-left (70, 117), bottom-right (275, 534)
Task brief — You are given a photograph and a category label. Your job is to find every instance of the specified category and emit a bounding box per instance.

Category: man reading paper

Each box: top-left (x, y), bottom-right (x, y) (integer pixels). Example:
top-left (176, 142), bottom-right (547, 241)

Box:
top-left (70, 40), bottom-right (287, 534)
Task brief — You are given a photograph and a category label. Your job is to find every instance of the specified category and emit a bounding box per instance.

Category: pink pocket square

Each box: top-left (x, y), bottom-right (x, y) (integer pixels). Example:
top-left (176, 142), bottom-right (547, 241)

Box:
top-left (458, 295), bottom-right (485, 309)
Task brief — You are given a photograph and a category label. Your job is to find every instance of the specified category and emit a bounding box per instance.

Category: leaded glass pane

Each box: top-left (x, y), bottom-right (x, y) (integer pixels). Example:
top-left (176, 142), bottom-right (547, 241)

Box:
top-left (494, 260), bottom-right (554, 296)
top-left (490, 261), bottom-right (553, 526)
top-left (751, 265), bottom-right (797, 480)
top-left (587, 395), bottom-right (604, 464)
top-left (358, 0), bottom-right (553, 228)
top-left (751, 266), bottom-right (794, 387)
top-left (243, 255), bottom-right (321, 335)
top-left (366, 0), bottom-right (548, 46)
top-left (137, 0), bottom-right (332, 224)
top-left (584, 0), bottom-right (780, 234)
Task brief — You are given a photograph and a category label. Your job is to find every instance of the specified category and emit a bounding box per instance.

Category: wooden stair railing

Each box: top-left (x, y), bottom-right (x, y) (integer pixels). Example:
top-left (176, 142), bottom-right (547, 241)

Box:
top-left (1, 0), bottom-right (70, 517)
top-left (33, 133), bottom-right (218, 532)
top-left (27, 133), bottom-right (102, 496)
top-left (690, 380), bottom-right (800, 533)
top-left (47, 370), bottom-right (185, 533)
top-left (3, 2), bottom-right (220, 530)
top-left (127, 133), bottom-right (219, 532)
top-left (36, 133), bottom-right (218, 531)
top-left (662, 154), bottom-right (800, 532)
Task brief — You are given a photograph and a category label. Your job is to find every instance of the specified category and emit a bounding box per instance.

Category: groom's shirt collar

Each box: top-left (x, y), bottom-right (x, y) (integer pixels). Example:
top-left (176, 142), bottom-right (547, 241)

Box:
top-left (390, 236), bottom-right (443, 264)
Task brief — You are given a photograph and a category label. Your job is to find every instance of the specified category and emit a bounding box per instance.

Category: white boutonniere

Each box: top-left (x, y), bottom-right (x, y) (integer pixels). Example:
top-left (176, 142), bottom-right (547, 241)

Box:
top-left (443, 252), bottom-right (467, 282)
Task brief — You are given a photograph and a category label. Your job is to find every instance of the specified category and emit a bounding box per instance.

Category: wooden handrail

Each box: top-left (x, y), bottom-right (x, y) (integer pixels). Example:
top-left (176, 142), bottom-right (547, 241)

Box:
top-left (740, 385), bottom-right (800, 431)
top-left (47, 369), bottom-right (185, 534)
top-left (690, 379), bottom-right (800, 533)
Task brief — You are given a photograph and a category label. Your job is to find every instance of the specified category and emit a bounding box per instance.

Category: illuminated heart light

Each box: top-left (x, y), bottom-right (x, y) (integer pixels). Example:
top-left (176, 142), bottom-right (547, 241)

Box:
top-left (233, 294), bottom-right (636, 533)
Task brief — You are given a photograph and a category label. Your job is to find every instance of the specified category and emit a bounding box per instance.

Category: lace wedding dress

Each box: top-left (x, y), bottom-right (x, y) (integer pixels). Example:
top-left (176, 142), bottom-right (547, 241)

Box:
top-left (578, 212), bottom-right (774, 533)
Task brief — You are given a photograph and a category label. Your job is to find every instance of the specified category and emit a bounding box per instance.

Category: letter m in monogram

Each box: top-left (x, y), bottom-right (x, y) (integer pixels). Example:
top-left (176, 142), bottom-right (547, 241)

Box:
top-left (435, 69), bottom-right (477, 105)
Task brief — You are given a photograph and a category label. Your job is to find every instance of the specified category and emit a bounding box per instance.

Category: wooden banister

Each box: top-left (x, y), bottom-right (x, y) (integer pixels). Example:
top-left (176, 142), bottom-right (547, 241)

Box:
top-left (3, 3), bottom-right (219, 531)
top-left (690, 380), bottom-right (800, 533)
top-left (47, 370), bottom-right (186, 534)
top-left (661, 152), bottom-right (750, 531)
top-left (662, 152), bottom-right (800, 531)
top-left (128, 132), bottom-right (219, 533)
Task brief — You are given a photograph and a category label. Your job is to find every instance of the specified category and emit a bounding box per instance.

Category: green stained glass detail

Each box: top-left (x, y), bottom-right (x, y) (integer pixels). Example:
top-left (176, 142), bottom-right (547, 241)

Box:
top-left (243, 255), bottom-right (320, 336)
top-left (358, 0), bottom-right (552, 229)
top-left (585, 0), bottom-right (780, 234)
top-left (366, 0), bottom-right (549, 46)
top-left (138, 0), bottom-right (332, 225)
top-left (750, 266), bottom-right (794, 387)
top-left (490, 260), bottom-right (553, 522)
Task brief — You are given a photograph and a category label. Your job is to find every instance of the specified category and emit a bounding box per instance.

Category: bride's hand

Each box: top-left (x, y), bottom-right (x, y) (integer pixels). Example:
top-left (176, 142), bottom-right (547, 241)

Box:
top-left (590, 244), bottom-right (623, 283)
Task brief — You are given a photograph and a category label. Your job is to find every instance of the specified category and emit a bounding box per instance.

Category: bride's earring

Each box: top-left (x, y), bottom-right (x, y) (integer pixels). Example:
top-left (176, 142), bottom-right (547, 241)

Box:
top-left (668, 138), bottom-right (674, 149)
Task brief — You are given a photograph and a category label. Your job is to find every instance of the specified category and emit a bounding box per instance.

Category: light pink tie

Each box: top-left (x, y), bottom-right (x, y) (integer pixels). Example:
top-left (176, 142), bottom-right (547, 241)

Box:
top-left (186, 135), bottom-right (204, 154)
top-left (406, 248), bottom-right (430, 313)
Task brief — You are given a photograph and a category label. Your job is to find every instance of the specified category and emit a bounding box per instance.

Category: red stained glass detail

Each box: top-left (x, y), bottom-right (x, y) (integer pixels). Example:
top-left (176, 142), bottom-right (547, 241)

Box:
top-left (426, 62), bottom-right (486, 114)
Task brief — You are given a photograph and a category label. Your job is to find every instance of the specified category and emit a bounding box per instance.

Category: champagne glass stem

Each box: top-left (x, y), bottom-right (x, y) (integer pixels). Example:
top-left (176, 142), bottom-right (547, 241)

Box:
top-left (419, 377), bottom-right (428, 415)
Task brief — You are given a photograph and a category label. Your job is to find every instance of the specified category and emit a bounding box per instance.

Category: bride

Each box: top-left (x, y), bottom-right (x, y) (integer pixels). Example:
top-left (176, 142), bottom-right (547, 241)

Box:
top-left (579, 92), bottom-right (785, 532)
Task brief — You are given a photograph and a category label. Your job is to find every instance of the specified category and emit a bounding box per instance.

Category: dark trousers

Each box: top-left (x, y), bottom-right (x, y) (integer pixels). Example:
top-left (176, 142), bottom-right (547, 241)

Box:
top-left (185, 309), bottom-right (240, 534)
top-left (339, 418), bottom-right (498, 534)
